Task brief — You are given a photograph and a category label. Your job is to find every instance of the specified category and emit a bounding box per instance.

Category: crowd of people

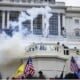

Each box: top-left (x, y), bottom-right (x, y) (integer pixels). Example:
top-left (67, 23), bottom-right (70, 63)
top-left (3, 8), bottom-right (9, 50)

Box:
top-left (5, 71), bottom-right (80, 80)
top-left (0, 71), bottom-right (77, 80)
top-left (11, 71), bottom-right (79, 80)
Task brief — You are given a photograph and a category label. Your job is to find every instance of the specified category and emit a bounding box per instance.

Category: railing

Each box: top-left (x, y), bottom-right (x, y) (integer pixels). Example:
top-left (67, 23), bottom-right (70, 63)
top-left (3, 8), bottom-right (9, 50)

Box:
top-left (64, 34), bottom-right (80, 41)
top-left (25, 43), bottom-right (71, 58)
top-left (25, 43), bottom-right (56, 52)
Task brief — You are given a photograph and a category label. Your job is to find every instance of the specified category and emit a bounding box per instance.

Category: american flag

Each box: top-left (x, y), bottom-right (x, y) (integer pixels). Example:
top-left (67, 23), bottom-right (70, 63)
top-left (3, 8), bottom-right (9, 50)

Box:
top-left (70, 56), bottom-right (79, 72)
top-left (24, 57), bottom-right (35, 76)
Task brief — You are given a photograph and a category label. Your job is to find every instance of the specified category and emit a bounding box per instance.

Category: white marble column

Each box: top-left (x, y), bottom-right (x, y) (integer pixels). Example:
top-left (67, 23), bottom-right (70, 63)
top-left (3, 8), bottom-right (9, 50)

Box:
top-left (2, 11), bottom-right (5, 29)
top-left (62, 14), bottom-right (65, 27)
top-left (31, 19), bottom-right (33, 34)
top-left (62, 14), bottom-right (66, 37)
top-left (7, 11), bottom-right (10, 29)
top-left (58, 13), bottom-right (61, 36)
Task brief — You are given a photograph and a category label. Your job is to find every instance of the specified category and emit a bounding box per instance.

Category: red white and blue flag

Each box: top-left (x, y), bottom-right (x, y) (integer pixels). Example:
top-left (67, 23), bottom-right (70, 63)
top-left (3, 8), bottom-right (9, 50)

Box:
top-left (24, 57), bottom-right (35, 76)
top-left (70, 56), bottom-right (79, 72)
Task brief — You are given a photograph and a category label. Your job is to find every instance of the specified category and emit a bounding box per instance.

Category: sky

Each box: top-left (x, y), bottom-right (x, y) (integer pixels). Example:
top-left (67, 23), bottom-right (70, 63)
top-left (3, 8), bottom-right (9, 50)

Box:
top-left (56, 0), bottom-right (80, 6)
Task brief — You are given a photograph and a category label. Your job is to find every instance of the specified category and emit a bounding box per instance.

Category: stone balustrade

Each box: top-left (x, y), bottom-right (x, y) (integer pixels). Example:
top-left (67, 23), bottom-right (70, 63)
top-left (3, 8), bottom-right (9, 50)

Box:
top-left (25, 43), bottom-right (71, 57)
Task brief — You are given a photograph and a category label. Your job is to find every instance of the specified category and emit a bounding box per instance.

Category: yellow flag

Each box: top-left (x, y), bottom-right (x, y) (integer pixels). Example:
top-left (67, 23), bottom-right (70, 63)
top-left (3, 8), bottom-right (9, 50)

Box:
top-left (13, 64), bottom-right (26, 78)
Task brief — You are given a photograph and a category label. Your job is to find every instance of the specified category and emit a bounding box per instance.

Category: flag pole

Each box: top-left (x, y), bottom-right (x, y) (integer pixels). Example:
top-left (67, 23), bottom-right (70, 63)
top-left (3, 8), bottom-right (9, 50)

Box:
top-left (59, 64), bottom-right (65, 79)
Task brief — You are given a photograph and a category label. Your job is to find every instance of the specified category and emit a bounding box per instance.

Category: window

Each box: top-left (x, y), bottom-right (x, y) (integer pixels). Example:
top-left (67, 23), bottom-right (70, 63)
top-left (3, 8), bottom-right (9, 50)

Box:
top-left (42, 0), bottom-right (55, 3)
top-left (66, 16), bottom-right (73, 24)
top-left (74, 28), bottom-right (80, 37)
top-left (9, 11), bottom-right (19, 21)
top-left (0, 0), bottom-right (2, 1)
top-left (21, 0), bottom-right (26, 2)
top-left (44, 0), bottom-right (47, 1)
top-left (10, 0), bottom-right (20, 2)
top-left (48, 0), bottom-right (55, 3)
top-left (75, 19), bottom-right (79, 24)
top-left (33, 0), bottom-right (55, 3)
top-left (27, 0), bottom-right (32, 3)
top-left (49, 13), bottom-right (58, 35)
top-left (33, 15), bottom-right (42, 35)
top-left (22, 20), bottom-right (31, 32)
top-left (75, 31), bottom-right (80, 36)
top-left (9, 11), bottom-right (20, 29)
top-left (66, 16), bottom-right (72, 19)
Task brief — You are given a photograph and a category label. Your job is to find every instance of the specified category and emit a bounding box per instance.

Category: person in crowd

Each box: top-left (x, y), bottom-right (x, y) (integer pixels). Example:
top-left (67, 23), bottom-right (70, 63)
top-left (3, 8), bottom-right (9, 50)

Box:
top-left (62, 44), bottom-right (69, 55)
top-left (55, 42), bottom-right (60, 52)
top-left (54, 75), bottom-right (59, 79)
top-left (12, 77), bottom-right (16, 80)
top-left (6, 77), bottom-right (9, 80)
top-left (25, 74), bottom-right (38, 79)
top-left (38, 71), bottom-right (46, 79)
top-left (0, 72), bottom-right (2, 80)
top-left (75, 69), bottom-right (80, 79)
top-left (40, 43), bottom-right (45, 50)
top-left (20, 75), bottom-right (25, 79)
top-left (64, 73), bottom-right (79, 79)
top-left (25, 74), bottom-right (33, 79)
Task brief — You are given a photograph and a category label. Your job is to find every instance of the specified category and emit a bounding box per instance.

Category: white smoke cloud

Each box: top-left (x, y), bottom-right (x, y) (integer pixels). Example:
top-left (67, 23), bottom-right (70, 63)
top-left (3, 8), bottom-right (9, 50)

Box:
top-left (0, 6), bottom-right (52, 65)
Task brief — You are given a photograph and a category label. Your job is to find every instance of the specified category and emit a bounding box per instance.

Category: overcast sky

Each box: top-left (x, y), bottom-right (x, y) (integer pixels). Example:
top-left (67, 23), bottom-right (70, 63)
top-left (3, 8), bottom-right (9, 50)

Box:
top-left (56, 0), bottom-right (80, 6)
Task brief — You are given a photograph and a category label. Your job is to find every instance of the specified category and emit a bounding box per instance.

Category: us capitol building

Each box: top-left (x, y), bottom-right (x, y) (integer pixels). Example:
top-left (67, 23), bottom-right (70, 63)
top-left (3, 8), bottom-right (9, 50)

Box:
top-left (0, 0), bottom-right (80, 78)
